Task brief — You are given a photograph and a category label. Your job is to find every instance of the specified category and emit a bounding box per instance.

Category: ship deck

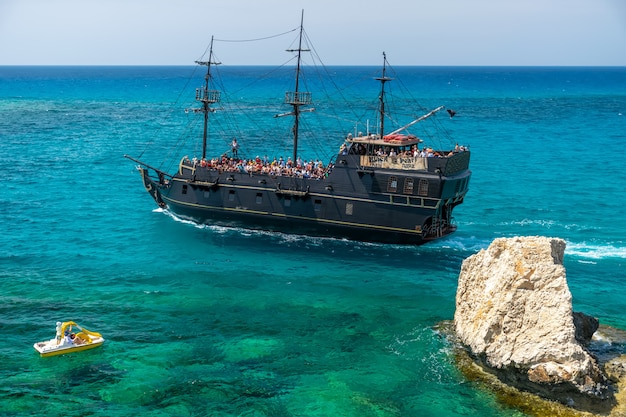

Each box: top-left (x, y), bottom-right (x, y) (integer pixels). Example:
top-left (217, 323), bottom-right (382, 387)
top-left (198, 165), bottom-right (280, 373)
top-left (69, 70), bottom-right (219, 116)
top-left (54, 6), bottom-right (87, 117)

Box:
top-left (346, 134), bottom-right (422, 147)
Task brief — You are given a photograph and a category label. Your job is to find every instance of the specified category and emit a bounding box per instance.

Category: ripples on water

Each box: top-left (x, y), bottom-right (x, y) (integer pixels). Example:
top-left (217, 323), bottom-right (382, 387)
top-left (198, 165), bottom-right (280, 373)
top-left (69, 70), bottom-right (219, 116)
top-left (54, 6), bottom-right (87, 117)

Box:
top-left (1, 66), bottom-right (625, 416)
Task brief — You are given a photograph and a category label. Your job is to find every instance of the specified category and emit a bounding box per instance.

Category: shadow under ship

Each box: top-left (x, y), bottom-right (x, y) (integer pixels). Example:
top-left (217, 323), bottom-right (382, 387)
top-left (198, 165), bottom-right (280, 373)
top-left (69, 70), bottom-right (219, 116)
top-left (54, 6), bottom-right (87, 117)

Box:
top-left (125, 17), bottom-right (471, 245)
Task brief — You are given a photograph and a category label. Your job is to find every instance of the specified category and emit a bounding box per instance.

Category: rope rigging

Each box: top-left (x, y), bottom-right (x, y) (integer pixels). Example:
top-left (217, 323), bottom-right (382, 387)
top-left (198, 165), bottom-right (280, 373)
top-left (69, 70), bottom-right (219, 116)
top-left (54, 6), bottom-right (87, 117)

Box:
top-left (135, 22), bottom-right (457, 173)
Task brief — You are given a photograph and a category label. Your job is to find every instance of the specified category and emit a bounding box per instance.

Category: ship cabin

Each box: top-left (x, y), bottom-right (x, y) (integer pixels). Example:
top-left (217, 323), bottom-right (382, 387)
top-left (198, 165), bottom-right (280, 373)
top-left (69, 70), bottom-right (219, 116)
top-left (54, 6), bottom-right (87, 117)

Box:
top-left (343, 133), bottom-right (470, 176)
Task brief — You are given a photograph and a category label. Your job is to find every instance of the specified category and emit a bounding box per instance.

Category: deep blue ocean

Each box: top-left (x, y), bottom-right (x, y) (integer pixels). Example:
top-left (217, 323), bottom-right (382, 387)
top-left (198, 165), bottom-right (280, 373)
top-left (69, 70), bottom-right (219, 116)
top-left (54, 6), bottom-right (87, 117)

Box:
top-left (1, 64), bottom-right (625, 416)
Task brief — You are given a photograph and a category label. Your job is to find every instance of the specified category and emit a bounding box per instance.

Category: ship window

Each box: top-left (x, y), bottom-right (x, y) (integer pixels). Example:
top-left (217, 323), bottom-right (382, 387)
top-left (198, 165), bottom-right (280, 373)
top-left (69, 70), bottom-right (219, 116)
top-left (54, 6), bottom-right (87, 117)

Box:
top-left (418, 179), bottom-right (429, 196)
top-left (256, 193), bottom-right (263, 204)
top-left (346, 202), bottom-right (353, 215)
top-left (203, 191), bottom-right (210, 198)
top-left (403, 178), bottom-right (414, 194)
top-left (182, 185), bottom-right (188, 195)
top-left (228, 190), bottom-right (235, 202)
top-left (314, 199), bottom-right (322, 212)
top-left (387, 176), bottom-right (398, 192)
top-left (284, 196), bottom-right (291, 207)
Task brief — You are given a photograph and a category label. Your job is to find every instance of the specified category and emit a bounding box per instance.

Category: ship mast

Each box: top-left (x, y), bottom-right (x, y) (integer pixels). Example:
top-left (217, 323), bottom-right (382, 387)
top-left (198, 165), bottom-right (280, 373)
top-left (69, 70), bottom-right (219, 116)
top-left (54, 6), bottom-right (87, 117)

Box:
top-left (376, 52), bottom-right (393, 138)
top-left (283, 10), bottom-right (313, 162)
top-left (194, 36), bottom-right (221, 160)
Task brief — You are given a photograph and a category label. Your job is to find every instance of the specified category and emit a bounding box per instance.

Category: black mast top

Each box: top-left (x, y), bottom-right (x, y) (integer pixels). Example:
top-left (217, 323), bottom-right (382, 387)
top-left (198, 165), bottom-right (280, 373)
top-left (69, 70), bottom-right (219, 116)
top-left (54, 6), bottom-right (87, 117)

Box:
top-left (284, 10), bottom-right (313, 162)
top-left (194, 36), bottom-right (221, 160)
top-left (375, 52), bottom-right (393, 138)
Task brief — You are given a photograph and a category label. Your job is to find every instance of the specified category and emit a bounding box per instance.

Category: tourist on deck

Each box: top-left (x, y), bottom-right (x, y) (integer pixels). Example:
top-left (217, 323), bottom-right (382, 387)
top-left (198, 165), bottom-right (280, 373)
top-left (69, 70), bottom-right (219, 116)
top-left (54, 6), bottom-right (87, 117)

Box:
top-left (231, 138), bottom-right (239, 157)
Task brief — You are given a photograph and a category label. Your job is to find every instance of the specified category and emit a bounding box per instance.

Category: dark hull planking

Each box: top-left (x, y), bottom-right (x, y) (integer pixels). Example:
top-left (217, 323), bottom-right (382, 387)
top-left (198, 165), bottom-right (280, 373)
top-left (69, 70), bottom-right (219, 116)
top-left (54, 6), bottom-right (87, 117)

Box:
top-left (138, 150), bottom-right (471, 245)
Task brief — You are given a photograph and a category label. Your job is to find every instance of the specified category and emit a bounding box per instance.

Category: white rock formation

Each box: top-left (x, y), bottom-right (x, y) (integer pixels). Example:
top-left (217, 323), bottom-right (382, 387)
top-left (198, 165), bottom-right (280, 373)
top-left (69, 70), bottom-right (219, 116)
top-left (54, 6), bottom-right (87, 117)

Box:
top-left (454, 236), bottom-right (609, 406)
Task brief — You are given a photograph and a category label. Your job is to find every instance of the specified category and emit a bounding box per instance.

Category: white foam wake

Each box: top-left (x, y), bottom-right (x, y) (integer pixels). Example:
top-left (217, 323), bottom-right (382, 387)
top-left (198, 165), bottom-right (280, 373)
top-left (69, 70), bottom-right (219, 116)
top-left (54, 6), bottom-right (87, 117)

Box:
top-left (565, 241), bottom-right (626, 260)
top-left (154, 208), bottom-right (626, 259)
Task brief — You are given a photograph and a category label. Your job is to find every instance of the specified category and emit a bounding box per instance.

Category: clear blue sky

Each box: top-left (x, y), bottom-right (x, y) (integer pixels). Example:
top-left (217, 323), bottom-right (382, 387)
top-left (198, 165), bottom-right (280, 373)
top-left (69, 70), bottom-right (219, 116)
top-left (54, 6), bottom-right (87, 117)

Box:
top-left (1, 0), bottom-right (625, 66)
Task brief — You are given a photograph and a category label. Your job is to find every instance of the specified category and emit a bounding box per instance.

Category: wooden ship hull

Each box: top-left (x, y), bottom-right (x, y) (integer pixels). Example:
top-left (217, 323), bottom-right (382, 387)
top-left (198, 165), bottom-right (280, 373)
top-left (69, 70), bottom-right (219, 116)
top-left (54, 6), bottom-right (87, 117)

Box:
top-left (127, 12), bottom-right (471, 245)
top-left (136, 146), bottom-right (470, 244)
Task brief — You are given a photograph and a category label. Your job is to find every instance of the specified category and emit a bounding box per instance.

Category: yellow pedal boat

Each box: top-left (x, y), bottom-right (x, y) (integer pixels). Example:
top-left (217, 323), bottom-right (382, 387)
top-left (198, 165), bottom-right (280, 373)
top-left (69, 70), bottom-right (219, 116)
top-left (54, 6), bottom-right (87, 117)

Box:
top-left (34, 321), bottom-right (104, 357)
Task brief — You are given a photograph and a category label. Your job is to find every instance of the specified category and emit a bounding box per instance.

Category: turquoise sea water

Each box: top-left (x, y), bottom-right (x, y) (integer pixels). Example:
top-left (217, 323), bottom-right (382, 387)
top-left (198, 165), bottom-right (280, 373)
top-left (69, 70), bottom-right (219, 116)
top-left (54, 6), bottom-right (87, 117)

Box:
top-left (1, 65), bottom-right (625, 416)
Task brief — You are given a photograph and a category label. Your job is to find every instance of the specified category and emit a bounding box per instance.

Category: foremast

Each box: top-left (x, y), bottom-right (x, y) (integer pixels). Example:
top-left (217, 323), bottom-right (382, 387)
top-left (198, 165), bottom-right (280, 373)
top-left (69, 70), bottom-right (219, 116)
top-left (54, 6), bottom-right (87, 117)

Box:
top-left (282, 10), bottom-right (314, 162)
top-left (194, 36), bottom-right (221, 160)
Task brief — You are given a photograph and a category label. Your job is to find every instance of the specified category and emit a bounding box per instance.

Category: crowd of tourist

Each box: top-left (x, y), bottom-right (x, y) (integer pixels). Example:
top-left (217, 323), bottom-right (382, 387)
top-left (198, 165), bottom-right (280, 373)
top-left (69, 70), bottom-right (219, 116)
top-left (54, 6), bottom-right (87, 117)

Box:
top-left (344, 142), bottom-right (468, 158)
top-left (183, 141), bottom-right (467, 180)
top-left (186, 155), bottom-right (330, 179)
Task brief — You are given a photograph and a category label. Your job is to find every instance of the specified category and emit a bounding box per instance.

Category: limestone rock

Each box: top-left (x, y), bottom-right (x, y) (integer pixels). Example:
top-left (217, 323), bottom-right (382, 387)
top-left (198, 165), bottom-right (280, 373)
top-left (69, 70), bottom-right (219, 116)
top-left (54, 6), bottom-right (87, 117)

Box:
top-left (454, 236), bottom-right (612, 410)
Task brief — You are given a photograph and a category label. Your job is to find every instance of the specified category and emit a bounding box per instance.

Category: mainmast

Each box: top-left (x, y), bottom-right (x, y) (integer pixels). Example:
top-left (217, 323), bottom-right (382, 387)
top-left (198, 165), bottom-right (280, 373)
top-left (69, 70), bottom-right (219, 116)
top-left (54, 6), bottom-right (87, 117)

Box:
top-left (283, 10), bottom-right (313, 162)
top-left (375, 52), bottom-right (393, 138)
top-left (194, 36), bottom-right (221, 160)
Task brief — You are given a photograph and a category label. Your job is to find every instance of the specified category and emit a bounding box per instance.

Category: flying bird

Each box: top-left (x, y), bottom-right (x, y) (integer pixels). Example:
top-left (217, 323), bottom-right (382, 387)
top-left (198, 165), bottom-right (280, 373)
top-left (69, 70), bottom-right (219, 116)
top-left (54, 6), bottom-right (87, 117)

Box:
top-left (447, 109), bottom-right (457, 118)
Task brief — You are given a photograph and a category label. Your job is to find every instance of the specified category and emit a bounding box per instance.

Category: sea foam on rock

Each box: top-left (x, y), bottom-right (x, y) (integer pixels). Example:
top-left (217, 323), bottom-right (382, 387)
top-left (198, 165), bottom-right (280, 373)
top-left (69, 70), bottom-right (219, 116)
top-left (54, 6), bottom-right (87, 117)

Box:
top-left (454, 236), bottom-right (614, 411)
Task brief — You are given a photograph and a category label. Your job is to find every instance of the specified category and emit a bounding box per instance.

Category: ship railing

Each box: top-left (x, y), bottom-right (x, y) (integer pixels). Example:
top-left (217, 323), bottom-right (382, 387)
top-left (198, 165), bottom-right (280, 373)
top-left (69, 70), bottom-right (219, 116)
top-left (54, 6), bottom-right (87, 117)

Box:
top-left (196, 88), bottom-right (220, 103)
top-left (426, 151), bottom-right (470, 176)
top-left (360, 155), bottom-right (428, 170)
top-left (358, 151), bottom-right (469, 174)
top-left (285, 91), bottom-right (312, 105)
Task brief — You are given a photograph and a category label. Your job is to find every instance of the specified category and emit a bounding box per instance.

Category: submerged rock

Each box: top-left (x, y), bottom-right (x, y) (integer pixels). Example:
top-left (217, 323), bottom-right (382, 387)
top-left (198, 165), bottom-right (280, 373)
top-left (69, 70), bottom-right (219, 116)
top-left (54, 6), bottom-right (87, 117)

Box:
top-left (454, 236), bottom-right (613, 412)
